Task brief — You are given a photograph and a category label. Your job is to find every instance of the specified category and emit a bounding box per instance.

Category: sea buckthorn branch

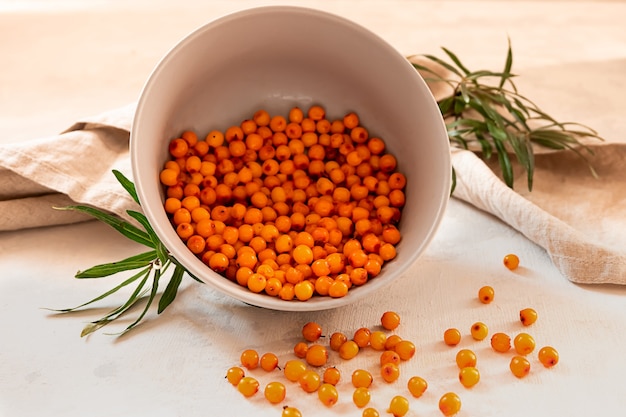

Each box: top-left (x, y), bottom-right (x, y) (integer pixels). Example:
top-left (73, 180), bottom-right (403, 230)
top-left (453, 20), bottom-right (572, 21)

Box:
top-left (51, 170), bottom-right (199, 337)
top-left (409, 40), bottom-right (603, 192)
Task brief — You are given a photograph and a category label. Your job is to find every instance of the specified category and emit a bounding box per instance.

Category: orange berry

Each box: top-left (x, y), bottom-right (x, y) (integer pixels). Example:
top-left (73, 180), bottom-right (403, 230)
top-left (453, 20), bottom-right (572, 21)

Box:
top-left (520, 308), bottom-right (538, 326)
top-left (503, 253), bottom-right (520, 270)
top-left (538, 346), bottom-right (559, 368)
top-left (490, 332), bottom-right (511, 353)
top-left (478, 285), bottom-right (495, 304)
top-left (302, 321), bottom-right (323, 342)
top-left (439, 392), bottom-right (461, 416)
top-left (444, 328), bottom-right (462, 346)
top-left (510, 355), bottom-right (531, 378)
top-left (381, 311), bottom-right (401, 330)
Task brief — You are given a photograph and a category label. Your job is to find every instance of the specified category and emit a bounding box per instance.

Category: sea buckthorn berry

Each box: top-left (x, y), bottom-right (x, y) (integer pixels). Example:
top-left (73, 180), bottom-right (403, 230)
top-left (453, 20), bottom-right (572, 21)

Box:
top-left (302, 321), bottom-right (323, 342)
top-left (299, 369), bottom-right (321, 393)
top-left (458, 367), bottom-right (480, 388)
top-left (317, 383), bottom-right (339, 407)
top-left (478, 285), bottom-right (495, 304)
top-left (260, 352), bottom-right (280, 372)
top-left (407, 376), bottom-right (428, 398)
top-left (353, 387), bottom-right (371, 408)
top-left (353, 327), bottom-right (372, 348)
top-left (351, 369), bottom-right (373, 388)
top-left (520, 308), bottom-right (538, 326)
top-left (491, 332), bottom-right (511, 353)
top-left (513, 332), bottom-right (536, 355)
top-left (381, 311), bottom-right (401, 330)
top-left (369, 331), bottom-right (387, 351)
top-left (323, 367), bottom-right (341, 385)
top-left (470, 322), bottom-right (489, 341)
top-left (503, 253), bottom-right (520, 270)
top-left (455, 349), bottom-right (477, 369)
top-left (510, 355), bottom-right (531, 378)
top-left (308, 105), bottom-right (325, 121)
top-left (293, 341), bottom-right (308, 359)
top-left (384, 335), bottom-right (403, 351)
top-left (394, 340), bottom-right (416, 361)
top-left (439, 392), bottom-right (462, 416)
top-left (284, 360), bottom-right (307, 382)
top-left (388, 395), bottom-right (410, 417)
top-left (294, 280), bottom-right (314, 301)
top-left (339, 340), bottom-right (360, 360)
top-left (264, 381), bottom-right (286, 404)
top-left (329, 332), bottom-right (348, 351)
top-left (444, 328), bottom-right (462, 346)
top-left (380, 350), bottom-right (401, 366)
top-left (226, 366), bottom-right (245, 386)
top-left (305, 344), bottom-right (328, 367)
top-left (282, 406), bottom-right (302, 417)
top-left (381, 362), bottom-right (400, 383)
top-left (240, 349), bottom-right (259, 370)
top-left (237, 376), bottom-right (260, 397)
top-left (363, 408), bottom-right (380, 417)
top-left (538, 346), bottom-right (559, 368)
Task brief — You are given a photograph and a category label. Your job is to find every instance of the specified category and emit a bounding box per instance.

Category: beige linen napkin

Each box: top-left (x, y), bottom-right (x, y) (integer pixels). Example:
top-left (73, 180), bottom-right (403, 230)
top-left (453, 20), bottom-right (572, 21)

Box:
top-left (0, 103), bottom-right (624, 285)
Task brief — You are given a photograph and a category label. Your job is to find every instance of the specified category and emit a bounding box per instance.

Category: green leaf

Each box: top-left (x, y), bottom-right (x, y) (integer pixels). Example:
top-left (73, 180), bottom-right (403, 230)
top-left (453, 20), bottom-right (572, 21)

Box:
top-left (499, 38), bottom-right (514, 89)
top-left (55, 205), bottom-right (154, 248)
top-left (493, 138), bottom-right (514, 188)
top-left (127, 210), bottom-right (170, 265)
top-left (158, 264), bottom-right (185, 314)
top-left (441, 47), bottom-right (471, 75)
top-left (112, 170), bottom-right (140, 205)
top-left (117, 267), bottom-right (162, 335)
top-left (75, 251), bottom-right (157, 278)
top-left (47, 266), bottom-right (151, 312)
top-left (422, 54), bottom-right (464, 77)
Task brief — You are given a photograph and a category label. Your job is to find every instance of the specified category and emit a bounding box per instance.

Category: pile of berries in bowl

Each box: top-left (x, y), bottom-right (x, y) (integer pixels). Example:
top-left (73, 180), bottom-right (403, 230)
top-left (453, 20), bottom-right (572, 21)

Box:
top-left (130, 6), bottom-right (451, 311)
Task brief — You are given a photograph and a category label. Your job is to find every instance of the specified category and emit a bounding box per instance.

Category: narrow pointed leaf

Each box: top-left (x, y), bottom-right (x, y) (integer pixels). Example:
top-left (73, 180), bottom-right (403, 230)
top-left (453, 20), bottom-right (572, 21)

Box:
top-left (441, 47), bottom-right (471, 75)
top-left (118, 268), bottom-right (162, 335)
top-left (55, 205), bottom-right (153, 247)
top-left (158, 264), bottom-right (185, 314)
top-left (422, 54), bottom-right (464, 77)
top-left (75, 251), bottom-right (157, 278)
top-left (47, 266), bottom-right (151, 312)
top-left (112, 169), bottom-right (140, 205)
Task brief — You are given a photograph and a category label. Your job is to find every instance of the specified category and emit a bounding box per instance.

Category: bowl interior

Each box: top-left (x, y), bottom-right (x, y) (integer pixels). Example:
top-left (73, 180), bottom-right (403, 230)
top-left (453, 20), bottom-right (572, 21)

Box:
top-left (131, 6), bottom-right (450, 311)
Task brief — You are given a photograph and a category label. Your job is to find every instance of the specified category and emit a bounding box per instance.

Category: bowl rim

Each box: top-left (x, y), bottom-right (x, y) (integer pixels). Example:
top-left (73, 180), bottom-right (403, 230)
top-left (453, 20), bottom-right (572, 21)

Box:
top-left (130, 5), bottom-right (451, 311)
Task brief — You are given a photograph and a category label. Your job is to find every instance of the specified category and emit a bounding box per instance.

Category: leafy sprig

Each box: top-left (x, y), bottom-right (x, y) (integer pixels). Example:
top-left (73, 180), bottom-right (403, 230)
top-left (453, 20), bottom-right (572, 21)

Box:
top-left (410, 40), bottom-right (603, 191)
top-left (50, 170), bottom-right (200, 337)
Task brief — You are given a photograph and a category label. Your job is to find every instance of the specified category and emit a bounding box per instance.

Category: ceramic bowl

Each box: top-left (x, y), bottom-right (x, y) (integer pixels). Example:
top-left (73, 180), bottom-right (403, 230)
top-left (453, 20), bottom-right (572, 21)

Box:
top-left (131, 6), bottom-right (451, 311)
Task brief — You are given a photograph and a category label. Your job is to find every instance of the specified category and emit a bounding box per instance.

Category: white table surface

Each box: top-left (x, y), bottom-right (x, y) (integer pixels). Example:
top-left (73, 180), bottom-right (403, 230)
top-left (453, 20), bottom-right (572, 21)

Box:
top-left (1, 1), bottom-right (626, 416)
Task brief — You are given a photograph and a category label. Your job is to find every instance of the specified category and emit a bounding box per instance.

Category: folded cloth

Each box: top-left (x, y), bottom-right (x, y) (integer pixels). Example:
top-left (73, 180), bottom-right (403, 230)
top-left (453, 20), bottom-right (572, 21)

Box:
top-left (0, 103), bottom-right (624, 285)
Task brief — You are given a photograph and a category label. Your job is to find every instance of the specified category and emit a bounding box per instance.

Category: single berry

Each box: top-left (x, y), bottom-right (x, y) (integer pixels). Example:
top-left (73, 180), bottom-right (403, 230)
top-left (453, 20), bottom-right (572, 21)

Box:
top-left (302, 321), bottom-right (323, 342)
top-left (503, 253), bottom-right (520, 270)
top-left (439, 392), bottom-right (462, 416)
top-left (225, 366), bottom-right (245, 386)
top-left (513, 332), bottom-right (536, 355)
top-left (237, 376), bottom-right (259, 397)
top-left (318, 383), bottom-right (339, 407)
top-left (538, 346), bottom-right (559, 368)
top-left (443, 328), bottom-right (462, 346)
top-left (388, 395), bottom-right (410, 417)
top-left (491, 332), bottom-right (511, 353)
top-left (470, 322), bottom-right (489, 341)
top-left (455, 349), bottom-right (477, 369)
top-left (458, 367), bottom-right (480, 388)
top-left (407, 376), bottom-right (428, 398)
top-left (381, 311), bottom-right (401, 330)
top-left (478, 285), bottom-right (495, 304)
top-left (509, 355), bottom-right (531, 378)
top-left (353, 387), bottom-right (371, 408)
top-left (264, 381), bottom-right (286, 404)
top-left (519, 308), bottom-right (538, 326)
